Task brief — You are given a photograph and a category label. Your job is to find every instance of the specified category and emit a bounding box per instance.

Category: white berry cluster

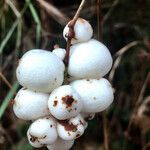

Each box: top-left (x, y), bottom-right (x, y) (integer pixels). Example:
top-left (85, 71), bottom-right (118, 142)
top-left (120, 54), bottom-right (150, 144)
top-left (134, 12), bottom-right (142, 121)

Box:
top-left (13, 18), bottom-right (114, 150)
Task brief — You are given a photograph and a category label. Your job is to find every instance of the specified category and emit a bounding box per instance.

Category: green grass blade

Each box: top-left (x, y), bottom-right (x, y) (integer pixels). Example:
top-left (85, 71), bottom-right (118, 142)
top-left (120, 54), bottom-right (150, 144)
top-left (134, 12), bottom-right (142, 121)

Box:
top-left (0, 81), bottom-right (19, 119)
top-left (0, 2), bottom-right (29, 54)
top-left (26, 0), bottom-right (41, 48)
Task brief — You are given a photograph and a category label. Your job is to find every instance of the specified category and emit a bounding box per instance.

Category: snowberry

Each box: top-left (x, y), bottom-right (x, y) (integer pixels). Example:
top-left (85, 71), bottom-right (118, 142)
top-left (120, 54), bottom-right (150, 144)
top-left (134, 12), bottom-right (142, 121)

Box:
top-left (70, 78), bottom-right (114, 113)
top-left (68, 39), bottom-right (113, 79)
top-left (13, 88), bottom-right (49, 120)
top-left (57, 114), bottom-right (87, 140)
top-left (63, 18), bottom-right (93, 44)
top-left (16, 49), bottom-right (65, 93)
top-left (47, 138), bottom-right (74, 150)
top-left (48, 85), bottom-right (82, 120)
top-left (27, 117), bottom-right (58, 147)
top-left (52, 48), bottom-right (66, 60)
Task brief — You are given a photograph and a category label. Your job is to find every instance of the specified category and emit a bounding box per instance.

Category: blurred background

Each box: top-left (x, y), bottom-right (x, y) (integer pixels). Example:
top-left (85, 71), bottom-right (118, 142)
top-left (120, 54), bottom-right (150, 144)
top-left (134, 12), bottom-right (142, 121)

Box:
top-left (0, 0), bottom-right (150, 150)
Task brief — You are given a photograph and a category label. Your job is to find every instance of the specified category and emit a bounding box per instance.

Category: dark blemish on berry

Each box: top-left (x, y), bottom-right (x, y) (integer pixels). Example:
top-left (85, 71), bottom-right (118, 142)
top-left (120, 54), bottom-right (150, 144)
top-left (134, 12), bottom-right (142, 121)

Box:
top-left (22, 87), bottom-right (27, 90)
top-left (76, 134), bottom-right (80, 138)
top-left (30, 135), bottom-right (38, 142)
top-left (18, 70), bottom-right (20, 74)
top-left (53, 100), bottom-right (58, 107)
top-left (68, 132), bottom-right (71, 136)
top-left (75, 108), bottom-right (77, 111)
top-left (54, 78), bottom-right (57, 81)
top-left (79, 120), bottom-right (84, 126)
top-left (62, 95), bottom-right (75, 108)
top-left (50, 125), bottom-right (53, 128)
top-left (55, 96), bottom-right (57, 99)
top-left (68, 109), bottom-right (72, 112)
top-left (65, 33), bottom-right (68, 38)
top-left (93, 97), bottom-right (96, 100)
top-left (86, 79), bottom-right (90, 81)
top-left (43, 135), bottom-right (47, 139)
top-left (58, 120), bottom-right (77, 132)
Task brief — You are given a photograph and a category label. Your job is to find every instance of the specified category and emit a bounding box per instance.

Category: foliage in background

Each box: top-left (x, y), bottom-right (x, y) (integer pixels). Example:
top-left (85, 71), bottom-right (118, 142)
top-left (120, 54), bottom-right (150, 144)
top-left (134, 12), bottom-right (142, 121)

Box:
top-left (0, 0), bottom-right (150, 150)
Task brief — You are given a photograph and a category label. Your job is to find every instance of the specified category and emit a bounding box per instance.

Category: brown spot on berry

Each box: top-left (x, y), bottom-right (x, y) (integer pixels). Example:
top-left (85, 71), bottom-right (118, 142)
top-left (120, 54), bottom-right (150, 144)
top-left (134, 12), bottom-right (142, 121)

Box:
top-left (43, 135), bottom-right (47, 139)
top-left (30, 135), bottom-right (38, 143)
top-left (62, 95), bottom-right (75, 108)
top-left (93, 97), bottom-right (96, 100)
top-left (79, 120), bottom-right (84, 126)
top-left (76, 134), bottom-right (80, 138)
top-left (78, 18), bottom-right (86, 23)
top-left (68, 132), bottom-right (71, 136)
top-left (53, 100), bottom-right (58, 107)
top-left (58, 120), bottom-right (77, 132)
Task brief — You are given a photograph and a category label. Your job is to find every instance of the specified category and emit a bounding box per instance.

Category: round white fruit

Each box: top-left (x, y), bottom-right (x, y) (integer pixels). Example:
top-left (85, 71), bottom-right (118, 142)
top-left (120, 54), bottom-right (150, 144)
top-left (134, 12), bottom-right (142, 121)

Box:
top-left (63, 18), bottom-right (93, 44)
top-left (27, 117), bottom-right (58, 147)
top-left (70, 78), bottom-right (114, 113)
top-left (68, 39), bottom-right (113, 79)
top-left (16, 49), bottom-right (65, 93)
top-left (47, 138), bottom-right (74, 150)
top-left (48, 85), bottom-right (82, 120)
top-left (57, 114), bottom-right (87, 140)
top-left (52, 48), bottom-right (66, 60)
top-left (13, 88), bottom-right (49, 120)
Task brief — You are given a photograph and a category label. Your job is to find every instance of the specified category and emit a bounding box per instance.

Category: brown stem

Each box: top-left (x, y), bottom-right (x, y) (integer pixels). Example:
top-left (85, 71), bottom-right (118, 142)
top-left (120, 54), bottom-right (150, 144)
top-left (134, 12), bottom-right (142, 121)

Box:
top-left (64, 0), bottom-right (86, 66)
top-left (0, 72), bottom-right (12, 89)
top-left (102, 112), bottom-right (109, 150)
top-left (97, 0), bottom-right (109, 149)
top-left (97, 0), bottom-right (102, 41)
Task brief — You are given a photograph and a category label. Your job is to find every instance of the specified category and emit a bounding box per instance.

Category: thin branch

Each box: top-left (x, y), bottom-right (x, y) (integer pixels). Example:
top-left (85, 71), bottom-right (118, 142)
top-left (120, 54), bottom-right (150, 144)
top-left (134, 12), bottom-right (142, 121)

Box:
top-left (6, 0), bottom-right (21, 18)
top-left (26, 0), bottom-right (41, 48)
top-left (72, 0), bottom-right (86, 21)
top-left (0, 81), bottom-right (19, 119)
top-left (102, 112), bottom-right (109, 150)
top-left (126, 72), bottom-right (150, 148)
top-left (102, 0), bottom-right (119, 26)
top-left (64, 0), bottom-right (86, 66)
top-left (135, 72), bottom-right (150, 109)
top-left (97, 0), bottom-right (102, 41)
top-left (109, 41), bottom-right (141, 83)
top-left (36, 0), bottom-right (69, 25)
top-left (0, 2), bottom-right (29, 54)
top-left (0, 72), bottom-right (12, 89)
top-left (97, 1), bottom-right (109, 149)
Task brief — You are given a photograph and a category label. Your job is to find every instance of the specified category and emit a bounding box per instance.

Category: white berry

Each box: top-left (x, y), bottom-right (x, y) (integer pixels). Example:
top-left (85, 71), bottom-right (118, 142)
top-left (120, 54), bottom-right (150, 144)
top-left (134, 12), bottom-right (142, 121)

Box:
top-left (13, 88), bottom-right (49, 120)
top-left (57, 114), bottom-right (87, 140)
top-left (47, 138), bottom-right (74, 150)
top-left (27, 117), bottom-right (58, 147)
top-left (52, 48), bottom-right (66, 60)
top-left (70, 78), bottom-right (114, 113)
top-left (16, 49), bottom-right (65, 93)
top-left (68, 39), bottom-right (113, 79)
top-left (63, 18), bottom-right (93, 44)
top-left (48, 85), bottom-right (82, 120)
